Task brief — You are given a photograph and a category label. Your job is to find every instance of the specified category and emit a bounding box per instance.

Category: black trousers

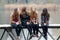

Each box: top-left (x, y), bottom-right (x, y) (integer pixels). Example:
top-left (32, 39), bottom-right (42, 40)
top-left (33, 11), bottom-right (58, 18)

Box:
top-left (32, 24), bottom-right (39, 35)
top-left (42, 26), bottom-right (48, 40)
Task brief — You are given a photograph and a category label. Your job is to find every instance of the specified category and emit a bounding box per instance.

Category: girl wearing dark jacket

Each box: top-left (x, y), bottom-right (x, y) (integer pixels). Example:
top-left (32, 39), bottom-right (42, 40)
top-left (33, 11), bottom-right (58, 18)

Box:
top-left (41, 8), bottom-right (50, 40)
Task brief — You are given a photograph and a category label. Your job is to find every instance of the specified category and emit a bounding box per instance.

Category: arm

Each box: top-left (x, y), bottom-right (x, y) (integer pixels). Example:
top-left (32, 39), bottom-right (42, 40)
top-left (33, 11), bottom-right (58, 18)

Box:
top-left (48, 14), bottom-right (50, 21)
top-left (35, 13), bottom-right (39, 24)
top-left (18, 15), bottom-right (21, 24)
top-left (30, 15), bottom-right (34, 23)
top-left (41, 14), bottom-right (44, 23)
top-left (10, 15), bottom-right (16, 24)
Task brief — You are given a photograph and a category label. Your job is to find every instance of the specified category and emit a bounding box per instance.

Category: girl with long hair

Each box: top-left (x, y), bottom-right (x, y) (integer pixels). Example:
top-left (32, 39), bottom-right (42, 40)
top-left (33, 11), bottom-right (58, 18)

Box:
top-left (30, 7), bottom-right (39, 37)
top-left (41, 8), bottom-right (50, 40)
top-left (10, 8), bottom-right (21, 40)
top-left (20, 7), bottom-right (32, 39)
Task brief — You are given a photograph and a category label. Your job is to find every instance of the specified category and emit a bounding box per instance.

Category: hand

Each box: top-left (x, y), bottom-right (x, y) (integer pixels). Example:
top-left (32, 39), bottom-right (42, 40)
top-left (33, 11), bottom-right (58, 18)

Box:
top-left (44, 23), bottom-right (46, 26)
top-left (34, 22), bottom-right (37, 24)
top-left (16, 22), bottom-right (19, 25)
top-left (27, 22), bottom-right (30, 25)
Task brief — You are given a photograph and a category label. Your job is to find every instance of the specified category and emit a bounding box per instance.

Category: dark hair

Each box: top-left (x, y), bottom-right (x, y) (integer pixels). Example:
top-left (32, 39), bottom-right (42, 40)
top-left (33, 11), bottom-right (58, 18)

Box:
top-left (41, 8), bottom-right (49, 16)
top-left (43, 8), bottom-right (48, 13)
top-left (22, 7), bottom-right (26, 12)
top-left (41, 8), bottom-right (50, 22)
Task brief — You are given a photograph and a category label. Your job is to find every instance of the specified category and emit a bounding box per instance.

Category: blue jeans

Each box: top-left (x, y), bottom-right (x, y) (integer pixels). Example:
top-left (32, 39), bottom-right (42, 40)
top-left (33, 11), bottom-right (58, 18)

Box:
top-left (32, 23), bottom-right (39, 35)
top-left (11, 23), bottom-right (22, 36)
top-left (21, 22), bottom-right (32, 35)
top-left (41, 23), bottom-right (49, 40)
top-left (27, 24), bottom-right (32, 35)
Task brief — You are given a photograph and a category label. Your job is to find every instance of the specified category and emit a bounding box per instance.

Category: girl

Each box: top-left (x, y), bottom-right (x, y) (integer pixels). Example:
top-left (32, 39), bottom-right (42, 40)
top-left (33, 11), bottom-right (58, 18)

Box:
top-left (10, 8), bottom-right (21, 40)
top-left (41, 8), bottom-right (50, 40)
top-left (30, 7), bottom-right (39, 37)
top-left (20, 7), bottom-right (32, 39)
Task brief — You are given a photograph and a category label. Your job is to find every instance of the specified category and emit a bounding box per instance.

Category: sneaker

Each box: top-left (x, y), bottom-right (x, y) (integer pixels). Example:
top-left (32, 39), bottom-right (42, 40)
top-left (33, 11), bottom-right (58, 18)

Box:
top-left (17, 36), bottom-right (21, 40)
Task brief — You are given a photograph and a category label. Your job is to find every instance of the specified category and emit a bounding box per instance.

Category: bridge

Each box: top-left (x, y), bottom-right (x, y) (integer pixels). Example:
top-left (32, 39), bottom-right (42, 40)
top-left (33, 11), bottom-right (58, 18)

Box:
top-left (0, 24), bottom-right (60, 40)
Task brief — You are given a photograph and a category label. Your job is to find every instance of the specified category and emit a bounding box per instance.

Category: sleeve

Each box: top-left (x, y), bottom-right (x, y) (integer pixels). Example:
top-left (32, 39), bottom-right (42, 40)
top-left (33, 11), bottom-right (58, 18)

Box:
top-left (46, 13), bottom-right (50, 21)
top-left (41, 14), bottom-right (44, 23)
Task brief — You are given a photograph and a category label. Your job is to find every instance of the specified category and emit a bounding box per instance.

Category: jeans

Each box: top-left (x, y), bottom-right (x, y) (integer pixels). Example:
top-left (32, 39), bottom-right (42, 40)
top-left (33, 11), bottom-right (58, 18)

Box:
top-left (32, 23), bottom-right (39, 35)
top-left (21, 22), bottom-right (32, 36)
top-left (27, 24), bottom-right (32, 35)
top-left (41, 23), bottom-right (49, 40)
top-left (11, 23), bottom-right (22, 36)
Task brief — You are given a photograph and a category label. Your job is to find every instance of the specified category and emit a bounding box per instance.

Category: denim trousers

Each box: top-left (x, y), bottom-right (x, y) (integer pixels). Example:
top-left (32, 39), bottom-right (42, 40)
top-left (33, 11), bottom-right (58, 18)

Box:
top-left (22, 22), bottom-right (32, 36)
top-left (11, 23), bottom-right (22, 36)
top-left (41, 23), bottom-right (49, 40)
top-left (31, 23), bottom-right (39, 35)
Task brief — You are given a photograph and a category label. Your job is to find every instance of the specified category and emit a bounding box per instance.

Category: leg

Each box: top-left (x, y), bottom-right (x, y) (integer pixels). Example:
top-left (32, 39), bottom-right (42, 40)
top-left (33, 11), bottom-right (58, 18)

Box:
top-left (44, 27), bottom-right (47, 40)
top-left (27, 24), bottom-right (32, 39)
top-left (15, 28), bottom-right (20, 36)
top-left (18, 28), bottom-right (21, 36)
top-left (11, 23), bottom-right (21, 40)
top-left (27, 24), bottom-right (32, 35)
top-left (42, 26), bottom-right (46, 39)
top-left (32, 24), bottom-right (35, 35)
top-left (11, 23), bottom-right (17, 28)
top-left (41, 23), bottom-right (47, 40)
top-left (17, 24), bottom-right (22, 36)
top-left (35, 24), bottom-right (39, 35)
top-left (11, 23), bottom-right (19, 36)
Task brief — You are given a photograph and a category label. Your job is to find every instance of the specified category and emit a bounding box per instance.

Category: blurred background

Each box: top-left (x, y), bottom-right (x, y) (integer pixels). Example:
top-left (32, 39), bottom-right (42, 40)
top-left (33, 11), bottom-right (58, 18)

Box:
top-left (0, 0), bottom-right (60, 24)
top-left (0, 0), bottom-right (60, 40)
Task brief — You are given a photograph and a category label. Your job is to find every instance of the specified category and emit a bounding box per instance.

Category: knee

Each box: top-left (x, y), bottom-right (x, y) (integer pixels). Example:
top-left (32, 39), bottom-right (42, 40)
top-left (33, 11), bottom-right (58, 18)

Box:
top-left (11, 23), bottom-right (17, 28)
top-left (18, 24), bottom-right (22, 27)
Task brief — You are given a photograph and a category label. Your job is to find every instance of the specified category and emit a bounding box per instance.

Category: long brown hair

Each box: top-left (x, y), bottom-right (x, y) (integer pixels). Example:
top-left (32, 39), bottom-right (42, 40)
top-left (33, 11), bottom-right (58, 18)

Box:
top-left (30, 10), bottom-right (37, 19)
top-left (30, 9), bottom-right (38, 23)
top-left (12, 8), bottom-right (19, 20)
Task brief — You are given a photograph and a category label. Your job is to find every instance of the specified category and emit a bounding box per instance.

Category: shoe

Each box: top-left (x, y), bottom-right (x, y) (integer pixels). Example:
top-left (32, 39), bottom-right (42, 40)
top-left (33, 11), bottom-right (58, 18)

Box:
top-left (32, 34), bottom-right (35, 37)
top-left (29, 34), bottom-right (33, 39)
top-left (35, 34), bottom-right (39, 37)
top-left (33, 35), bottom-right (36, 37)
top-left (29, 36), bottom-right (32, 39)
top-left (17, 36), bottom-right (21, 40)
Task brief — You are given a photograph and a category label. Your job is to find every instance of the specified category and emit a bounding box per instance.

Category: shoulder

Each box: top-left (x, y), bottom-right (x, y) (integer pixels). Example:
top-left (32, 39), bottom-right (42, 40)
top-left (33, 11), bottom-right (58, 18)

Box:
top-left (36, 11), bottom-right (38, 14)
